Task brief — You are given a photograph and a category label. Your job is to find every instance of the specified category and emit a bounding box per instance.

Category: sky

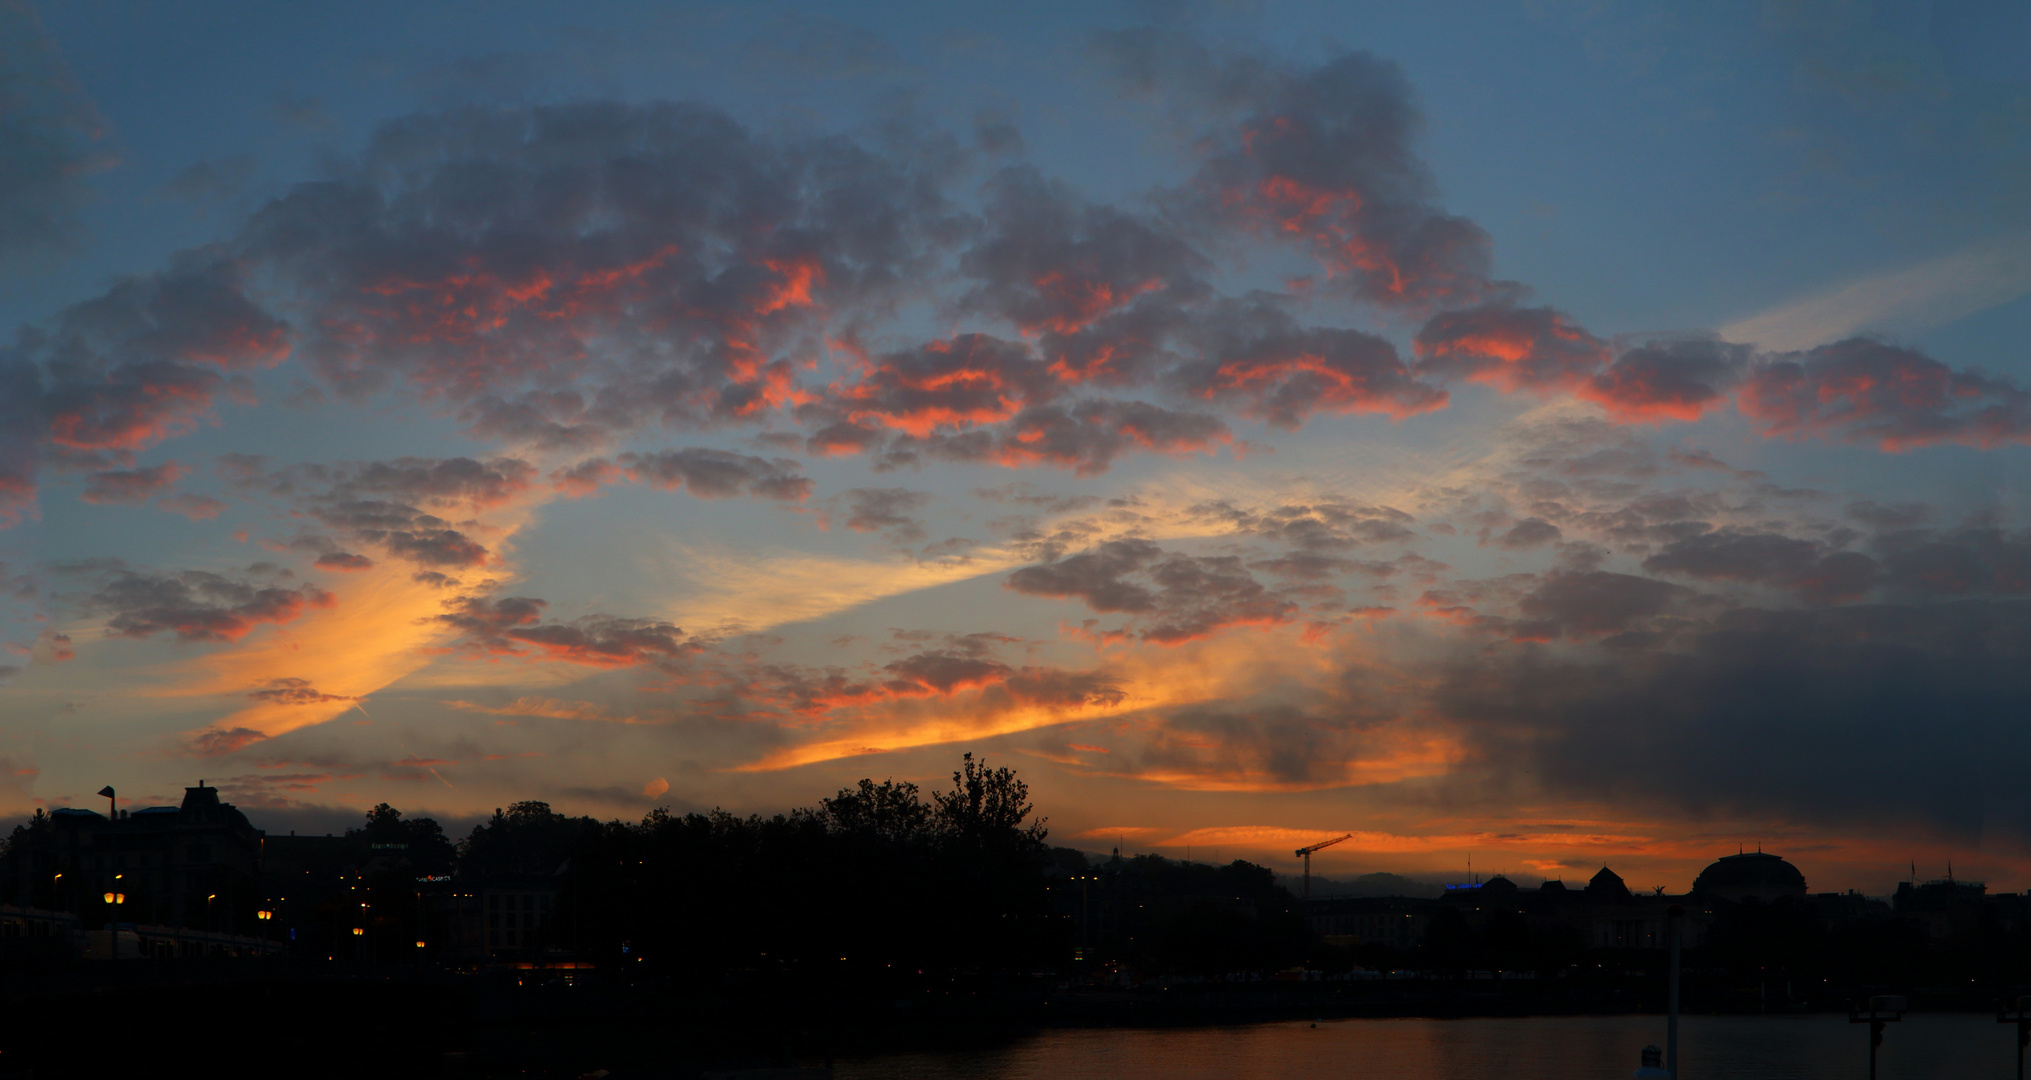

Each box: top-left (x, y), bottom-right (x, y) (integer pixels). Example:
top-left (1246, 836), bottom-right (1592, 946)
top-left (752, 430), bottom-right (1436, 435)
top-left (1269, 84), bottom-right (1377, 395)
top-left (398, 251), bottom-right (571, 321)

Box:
top-left (5, 0), bottom-right (2031, 895)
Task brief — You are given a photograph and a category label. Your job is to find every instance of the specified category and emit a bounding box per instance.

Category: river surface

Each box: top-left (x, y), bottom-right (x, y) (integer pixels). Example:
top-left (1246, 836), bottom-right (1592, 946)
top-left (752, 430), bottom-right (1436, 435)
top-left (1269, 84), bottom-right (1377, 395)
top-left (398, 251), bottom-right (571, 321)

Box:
top-left (837, 1014), bottom-right (2012, 1079)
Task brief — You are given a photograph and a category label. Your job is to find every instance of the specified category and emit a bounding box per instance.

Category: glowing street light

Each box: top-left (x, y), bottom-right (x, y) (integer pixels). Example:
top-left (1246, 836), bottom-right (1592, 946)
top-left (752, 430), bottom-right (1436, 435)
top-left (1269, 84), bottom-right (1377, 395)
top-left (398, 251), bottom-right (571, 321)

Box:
top-left (256, 910), bottom-right (273, 920)
top-left (352, 927), bottom-right (364, 936)
top-left (102, 892), bottom-right (124, 904)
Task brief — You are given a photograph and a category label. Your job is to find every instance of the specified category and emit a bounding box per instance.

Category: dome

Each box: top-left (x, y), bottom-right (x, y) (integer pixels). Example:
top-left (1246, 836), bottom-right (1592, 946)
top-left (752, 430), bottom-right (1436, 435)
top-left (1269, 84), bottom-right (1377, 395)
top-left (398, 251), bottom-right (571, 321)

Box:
top-left (1692, 851), bottom-right (1807, 903)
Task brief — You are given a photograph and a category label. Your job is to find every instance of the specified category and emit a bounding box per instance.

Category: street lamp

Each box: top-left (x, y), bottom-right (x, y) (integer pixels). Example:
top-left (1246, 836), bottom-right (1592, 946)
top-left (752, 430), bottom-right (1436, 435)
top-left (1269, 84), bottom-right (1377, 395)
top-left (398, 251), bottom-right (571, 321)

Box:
top-left (1851, 995), bottom-right (1906, 1080)
top-left (2000, 995), bottom-right (2031, 1080)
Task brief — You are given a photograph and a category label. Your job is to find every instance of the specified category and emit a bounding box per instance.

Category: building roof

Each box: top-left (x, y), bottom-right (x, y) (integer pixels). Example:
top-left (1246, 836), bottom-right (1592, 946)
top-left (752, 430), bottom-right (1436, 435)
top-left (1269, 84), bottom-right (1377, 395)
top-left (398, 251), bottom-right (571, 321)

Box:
top-left (1585, 865), bottom-right (1632, 902)
top-left (1692, 851), bottom-right (1807, 899)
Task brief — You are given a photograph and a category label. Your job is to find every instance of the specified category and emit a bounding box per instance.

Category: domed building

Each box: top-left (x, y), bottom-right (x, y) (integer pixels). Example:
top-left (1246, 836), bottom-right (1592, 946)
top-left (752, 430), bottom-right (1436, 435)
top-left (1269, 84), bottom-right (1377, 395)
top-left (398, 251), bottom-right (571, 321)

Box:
top-left (1691, 851), bottom-right (1807, 904)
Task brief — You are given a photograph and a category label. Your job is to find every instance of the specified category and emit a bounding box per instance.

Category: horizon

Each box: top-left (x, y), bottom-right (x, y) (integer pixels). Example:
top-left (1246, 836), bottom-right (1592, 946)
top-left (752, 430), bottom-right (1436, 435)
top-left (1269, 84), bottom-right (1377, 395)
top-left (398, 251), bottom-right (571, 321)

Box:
top-left (6, 2), bottom-right (2031, 904)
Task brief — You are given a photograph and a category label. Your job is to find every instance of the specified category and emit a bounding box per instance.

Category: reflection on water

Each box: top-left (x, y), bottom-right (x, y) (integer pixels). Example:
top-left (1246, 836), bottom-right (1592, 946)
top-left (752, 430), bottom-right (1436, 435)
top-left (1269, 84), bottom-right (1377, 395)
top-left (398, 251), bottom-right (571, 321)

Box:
top-left (840, 1014), bottom-right (2008, 1080)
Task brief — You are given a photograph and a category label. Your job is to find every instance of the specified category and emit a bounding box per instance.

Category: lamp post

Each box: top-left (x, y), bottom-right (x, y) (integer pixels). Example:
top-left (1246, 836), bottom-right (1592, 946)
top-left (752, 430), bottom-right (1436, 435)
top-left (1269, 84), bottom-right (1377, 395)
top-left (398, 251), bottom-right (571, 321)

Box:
top-left (1666, 905), bottom-right (1682, 1078)
top-left (2001, 995), bottom-right (2031, 1080)
top-left (1850, 995), bottom-right (1906, 1080)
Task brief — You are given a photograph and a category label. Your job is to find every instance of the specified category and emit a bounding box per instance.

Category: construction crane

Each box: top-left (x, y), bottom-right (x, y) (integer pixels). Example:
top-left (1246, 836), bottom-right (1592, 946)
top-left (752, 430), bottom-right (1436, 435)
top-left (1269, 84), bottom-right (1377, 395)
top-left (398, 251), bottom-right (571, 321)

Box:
top-left (1294, 834), bottom-right (1352, 899)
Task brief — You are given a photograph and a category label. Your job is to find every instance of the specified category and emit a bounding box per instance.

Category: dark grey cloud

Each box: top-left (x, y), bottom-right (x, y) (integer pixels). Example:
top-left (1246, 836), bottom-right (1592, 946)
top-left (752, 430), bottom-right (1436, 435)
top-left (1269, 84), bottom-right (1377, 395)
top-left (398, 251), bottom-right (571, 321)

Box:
top-left (0, 0), bottom-right (107, 271)
top-left (841, 487), bottom-right (932, 542)
top-left (1516, 569), bottom-right (1694, 637)
top-left (1098, 25), bottom-right (1515, 311)
top-left (1740, 337), bottom-right (2031, 450)
top-left (80, 461), bottom-right (186, 506)
top-left (433, 594), bottom-right (696, 667)
top-left (248, 677), bottom-right (357, 705)
top-left (1878, 528), bottom-right (2031, 597)
top-left (1644, 529), bottom-right (1879, 603)
top-left (1434, 600), bottom-right (2031, 841)
top-left (1193, 497), bottom-right (1417, 549)
top-left (1006, 538), bottom-right (1299, 643)
top-left (75, 565), bottom-right (332, 643)
top-left (618, 448), bottom-right (813, 501)
top-left (1492, 518), bottom-right (1562, 549)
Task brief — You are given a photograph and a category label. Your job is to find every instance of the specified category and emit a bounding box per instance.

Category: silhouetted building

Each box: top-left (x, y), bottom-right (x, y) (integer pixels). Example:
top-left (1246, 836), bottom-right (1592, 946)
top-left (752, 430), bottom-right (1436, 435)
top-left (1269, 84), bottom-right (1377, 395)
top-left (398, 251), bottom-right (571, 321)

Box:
top-left (1306, 895), bottom-right (1432, 948)
top-left (1894, 873), bottom-right (1987, 939)
top-left (1583, 865), bottom-right (1632, 903)
top-left (0, 904), bottom-right (82, 959)
top-left (2, 783), bottom-right (262, 934)
top-left (1691, 851), bottom-right (1808, 904)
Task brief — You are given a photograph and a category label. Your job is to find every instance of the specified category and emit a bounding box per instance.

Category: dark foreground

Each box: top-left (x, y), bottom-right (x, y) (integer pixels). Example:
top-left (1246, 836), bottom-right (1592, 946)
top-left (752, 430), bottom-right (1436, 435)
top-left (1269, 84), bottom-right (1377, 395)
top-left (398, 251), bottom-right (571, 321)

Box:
top-left (0, 961), bottom-right (2018, 1080)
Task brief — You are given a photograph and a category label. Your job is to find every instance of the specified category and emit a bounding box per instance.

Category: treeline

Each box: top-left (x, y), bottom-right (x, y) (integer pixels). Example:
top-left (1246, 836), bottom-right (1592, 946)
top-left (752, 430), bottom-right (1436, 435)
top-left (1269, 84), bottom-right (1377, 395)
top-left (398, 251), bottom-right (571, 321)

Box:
top-left (334, 753), bottom-right (1318, 984)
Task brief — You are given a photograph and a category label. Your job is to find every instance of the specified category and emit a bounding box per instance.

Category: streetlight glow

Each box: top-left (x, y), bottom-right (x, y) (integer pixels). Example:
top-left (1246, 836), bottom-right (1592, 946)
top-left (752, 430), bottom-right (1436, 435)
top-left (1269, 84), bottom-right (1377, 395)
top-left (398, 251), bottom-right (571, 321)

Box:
top-left (352, 927), bottom-right (364, 936)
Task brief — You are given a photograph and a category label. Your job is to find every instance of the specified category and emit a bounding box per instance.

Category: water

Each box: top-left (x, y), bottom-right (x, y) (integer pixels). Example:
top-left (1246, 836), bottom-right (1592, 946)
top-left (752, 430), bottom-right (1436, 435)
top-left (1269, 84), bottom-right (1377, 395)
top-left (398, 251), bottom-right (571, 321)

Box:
top-left (839, 1014), bottom-right (2012, 1079)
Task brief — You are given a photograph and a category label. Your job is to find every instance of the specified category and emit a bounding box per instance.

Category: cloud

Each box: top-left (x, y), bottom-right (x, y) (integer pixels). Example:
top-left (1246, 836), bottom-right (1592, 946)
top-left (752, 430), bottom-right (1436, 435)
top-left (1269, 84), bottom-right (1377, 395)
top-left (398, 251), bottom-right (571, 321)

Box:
top-left (0, 0), bottom-right (108, 271)
top-left (1006, 539), bottom-right (1298, 644)
top-left (247, 676), bottom-right (358, 705)
top-left (1737, 337), bottom-right (2031, 450)
top-left (1433, 600), bottom-right (2031, 841)
top-left (31, 628), bottom-right (71, 663)
top-left (1877, 528), bottom-right (2031, 597)
top-left (1414, 304), bottom-right (1609, 393)
top-left (227, 455), bottom-right (540, 568)
top-left (1127, 704), bottom-right (1461, 792)
top-left (1643, 530), bottom-right (1878, 603)
top-left (881, 400), bottom-right (1234, 477)
top-left (81, 567), bottom-right (334, 643)
top-left (448, 696), bottom-right (639, 723)
top-left (433, 595), bottom-right (698, 667)
top-left (1578, 338), bottom-right (1751, 423)
top-left (1179, 317), bottom-right (1446, 426)
top-left (81, 461), bottom-right (188, 505)
top-left (158, 492), bottom-right (226, 520)
top-left (959, 165), bottom-right (1205, 344)
top-left (619, 448), bottom-right (813, 501)
top-left (841, 487), bottom-right (932, 542)
top-left (1101, 27), bottom-right (1515, 310)
top-left (1516, 570), bottom-right (1695, 637)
